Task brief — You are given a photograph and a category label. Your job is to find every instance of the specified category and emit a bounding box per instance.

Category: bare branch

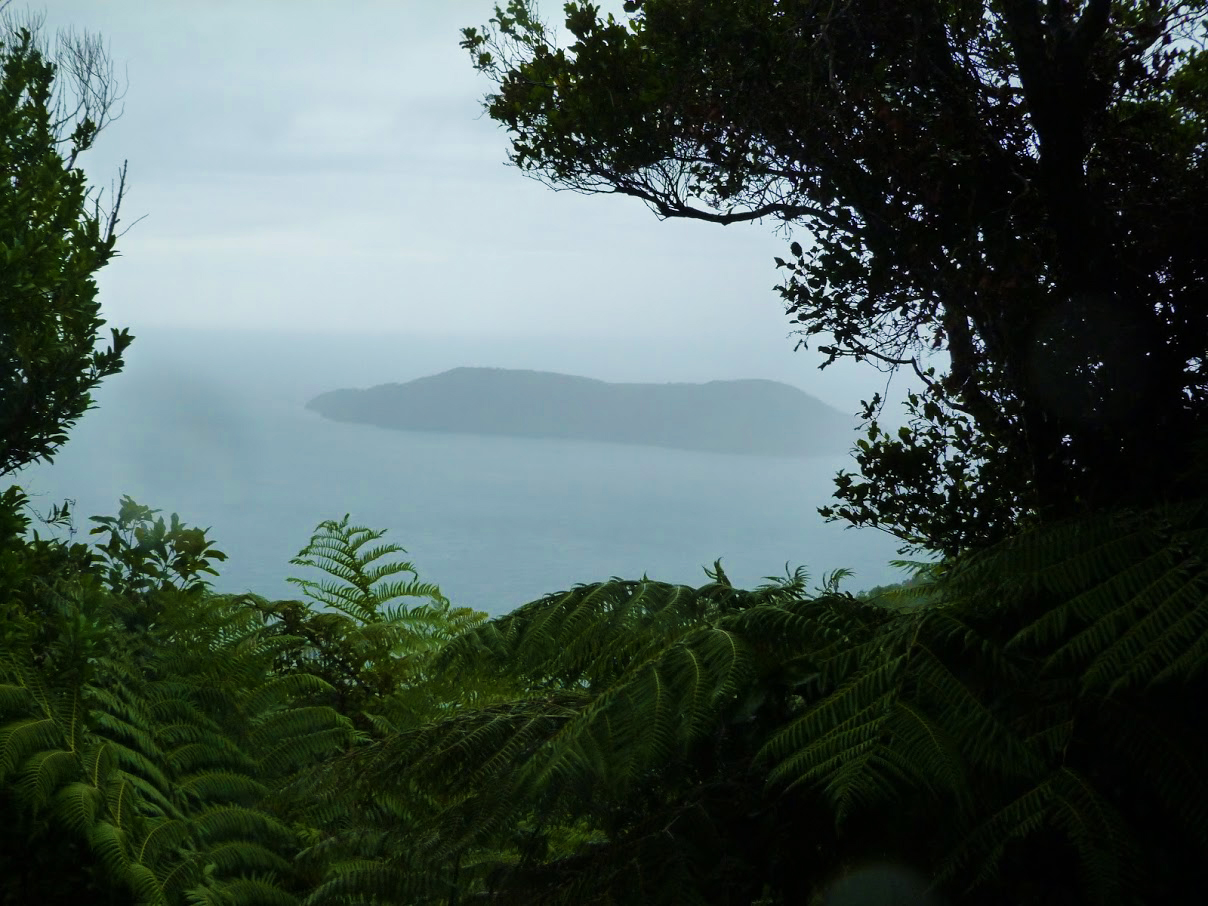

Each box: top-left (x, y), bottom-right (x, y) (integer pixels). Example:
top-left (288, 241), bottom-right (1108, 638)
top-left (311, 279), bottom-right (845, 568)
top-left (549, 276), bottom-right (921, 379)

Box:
top-left (0, 8), bottom-right (128, 168)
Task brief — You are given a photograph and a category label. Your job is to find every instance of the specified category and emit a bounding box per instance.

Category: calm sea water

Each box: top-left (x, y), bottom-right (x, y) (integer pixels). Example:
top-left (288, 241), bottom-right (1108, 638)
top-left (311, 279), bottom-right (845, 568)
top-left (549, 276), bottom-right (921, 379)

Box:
top-left (13, 334), bottom-right (906, 616)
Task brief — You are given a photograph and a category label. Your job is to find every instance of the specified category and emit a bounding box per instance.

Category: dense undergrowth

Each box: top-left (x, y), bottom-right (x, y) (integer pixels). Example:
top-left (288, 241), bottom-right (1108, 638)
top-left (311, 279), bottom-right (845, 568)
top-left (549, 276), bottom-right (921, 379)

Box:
top-left (2, 488), bottom-right (1205, 905)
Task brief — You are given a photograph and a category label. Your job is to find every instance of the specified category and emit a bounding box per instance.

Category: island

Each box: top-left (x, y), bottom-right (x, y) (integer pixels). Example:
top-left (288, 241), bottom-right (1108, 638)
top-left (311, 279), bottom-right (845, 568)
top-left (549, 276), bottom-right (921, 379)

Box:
top-left (305, 367), bottom-right (855, 457)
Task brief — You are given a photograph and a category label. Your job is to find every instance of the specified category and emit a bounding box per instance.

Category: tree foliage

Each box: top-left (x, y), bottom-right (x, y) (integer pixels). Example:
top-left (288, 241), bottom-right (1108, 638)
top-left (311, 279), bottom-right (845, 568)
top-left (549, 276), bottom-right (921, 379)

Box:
top-left (460, 0), bottom-right (1208, 555)
top-left (310, 518), bottom-right (1208, 905)
top-left (0, 502), bottom-right (490, 904)
top-left (0, 500), bottom-right (1180, 906)
top-left (0, 16), bottom-right (132, 478)
top-left (1, 497), bottom-right (1206, 904)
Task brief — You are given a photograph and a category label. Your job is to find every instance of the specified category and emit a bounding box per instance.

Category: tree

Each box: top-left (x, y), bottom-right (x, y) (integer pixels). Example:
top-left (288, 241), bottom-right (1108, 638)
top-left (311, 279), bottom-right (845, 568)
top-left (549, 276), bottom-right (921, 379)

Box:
top-left (0, 13), bottom-right (133, 479)
top-left (460, 0), bottom-right (1208, 556)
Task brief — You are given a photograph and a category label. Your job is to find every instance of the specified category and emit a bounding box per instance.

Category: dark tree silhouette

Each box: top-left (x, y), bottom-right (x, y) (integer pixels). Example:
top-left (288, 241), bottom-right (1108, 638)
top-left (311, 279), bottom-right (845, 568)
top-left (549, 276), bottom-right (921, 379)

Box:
top-left (461, 0), bottom-right (1208, 555)
top-left (0, 16), bottom-right (132, 478)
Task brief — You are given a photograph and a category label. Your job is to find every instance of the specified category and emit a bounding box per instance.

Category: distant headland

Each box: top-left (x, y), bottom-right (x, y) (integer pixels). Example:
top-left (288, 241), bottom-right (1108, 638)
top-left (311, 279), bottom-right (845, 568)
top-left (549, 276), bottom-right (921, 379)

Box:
top-left (305, 367), bottom-right (855, 457)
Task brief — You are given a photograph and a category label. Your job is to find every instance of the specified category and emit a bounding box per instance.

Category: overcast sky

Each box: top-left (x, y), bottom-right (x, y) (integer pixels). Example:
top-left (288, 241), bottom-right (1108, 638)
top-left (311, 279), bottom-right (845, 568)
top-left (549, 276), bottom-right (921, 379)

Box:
top-left (33, 0), bottom-right (908, 413)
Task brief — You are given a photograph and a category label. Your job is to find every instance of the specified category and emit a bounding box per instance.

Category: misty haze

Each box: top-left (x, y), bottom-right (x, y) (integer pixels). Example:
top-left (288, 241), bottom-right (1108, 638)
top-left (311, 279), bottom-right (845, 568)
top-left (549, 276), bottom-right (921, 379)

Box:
top-left (15, 328), bottom-right (904, 614)
top-left (6, 2), bottom-right (916, 614)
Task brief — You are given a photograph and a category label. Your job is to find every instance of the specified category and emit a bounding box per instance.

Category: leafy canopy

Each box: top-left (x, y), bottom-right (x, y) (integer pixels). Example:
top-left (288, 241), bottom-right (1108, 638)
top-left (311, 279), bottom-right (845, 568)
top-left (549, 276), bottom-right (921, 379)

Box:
top-left (0, 18), bottom-right (132, 478)
top-left (461, 0), bottom-right (1208, 556)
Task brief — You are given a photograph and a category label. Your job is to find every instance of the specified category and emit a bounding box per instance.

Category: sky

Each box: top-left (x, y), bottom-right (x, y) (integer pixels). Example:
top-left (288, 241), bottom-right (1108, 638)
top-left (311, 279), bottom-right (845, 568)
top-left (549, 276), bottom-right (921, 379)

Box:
top-left (30, 0), bottom-right (912, 415)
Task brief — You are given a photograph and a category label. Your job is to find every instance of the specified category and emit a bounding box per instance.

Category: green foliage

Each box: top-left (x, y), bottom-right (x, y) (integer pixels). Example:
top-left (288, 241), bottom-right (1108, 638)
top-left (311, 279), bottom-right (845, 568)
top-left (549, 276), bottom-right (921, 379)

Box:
top-left (89, 495), bottom-right (228, 598)
top-left (0, 494), bottom-right (511, 904)
top-left (286, 514), bottom-right (448, 618)
top-left (2, 489), bottom-right (1205, 904)
top-left (462, 0), bottom-right (1208, 557)
top-left (296, 504), bottom-right (1208, 905)
top-left (0, 20), bottom-right (133, 477)
top-left (0, 503), bottom-right (358, 905)
top-left (294, 566), bottom-right (867, 902)
top-left (253, 514), bottom-right (490, 732)
top-left (856, 559), bottom-right (945, 612)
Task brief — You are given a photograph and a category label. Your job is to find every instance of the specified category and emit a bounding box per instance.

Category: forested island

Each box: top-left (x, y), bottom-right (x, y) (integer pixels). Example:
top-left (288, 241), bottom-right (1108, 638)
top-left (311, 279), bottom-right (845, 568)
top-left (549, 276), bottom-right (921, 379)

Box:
top-left (305, 367), bottom-right (855, 456)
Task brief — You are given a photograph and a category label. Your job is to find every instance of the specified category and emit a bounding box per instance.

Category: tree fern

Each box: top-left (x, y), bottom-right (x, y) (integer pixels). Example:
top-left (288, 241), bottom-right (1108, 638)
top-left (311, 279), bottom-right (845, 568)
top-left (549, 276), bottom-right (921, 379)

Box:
top-left (942, 502), bottom-right (1208, 695)
top-left (286, 514), bottom-right (448, 622)
top-left (357, 503), bottom-right (1208, 905)
top-left (263, 515), bottom-right (489, 736)
top-left (750, 503), bottom-right (1208, 904)
top-left (10, 492), bottom-right (1206, 905)
top-left (1, 508), bottom-right (358, 905)
top-left (308, 569), bottom-right (827, 904)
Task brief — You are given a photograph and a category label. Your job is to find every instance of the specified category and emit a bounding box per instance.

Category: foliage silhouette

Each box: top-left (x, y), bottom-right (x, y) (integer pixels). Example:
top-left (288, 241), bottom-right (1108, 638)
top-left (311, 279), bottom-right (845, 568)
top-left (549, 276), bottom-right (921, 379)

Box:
top-left (0, 18), bottom-right (133, 478)
top-left (460, 0), bottom-right (1208, 556)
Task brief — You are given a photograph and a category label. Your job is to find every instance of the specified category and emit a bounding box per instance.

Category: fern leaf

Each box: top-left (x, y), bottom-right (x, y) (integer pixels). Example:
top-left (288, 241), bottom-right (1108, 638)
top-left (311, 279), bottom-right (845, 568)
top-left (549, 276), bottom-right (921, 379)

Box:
top-left (209, 873), bottom-right (299, 906)
top-left (54, 778), bottom-right (105, 834)
top-left (19, 746), bottom-right (80, 810)
top-left (126, 860), bottom-right (168, 906)
top-left (1049, 767), bottom-right (1141, 905)
top-left (193, 804), bottom-right (297, 849)
top-left (87, 818), bottom-right (134, 882)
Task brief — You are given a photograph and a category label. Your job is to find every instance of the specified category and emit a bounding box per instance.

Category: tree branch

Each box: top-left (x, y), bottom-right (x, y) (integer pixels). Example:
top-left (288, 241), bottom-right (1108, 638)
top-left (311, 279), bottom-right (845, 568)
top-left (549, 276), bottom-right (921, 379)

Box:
top-left (644, 195), bottom-right (841, 228)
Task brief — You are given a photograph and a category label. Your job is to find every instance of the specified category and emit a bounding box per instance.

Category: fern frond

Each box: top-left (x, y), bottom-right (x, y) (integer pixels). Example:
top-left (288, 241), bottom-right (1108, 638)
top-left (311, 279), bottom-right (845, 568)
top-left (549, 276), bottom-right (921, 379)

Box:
top-left (126, 860), bottom-right (169, 906)
top-left (0, 681), bottom-right (34, 714)
top-left (440, 578), bottom-right (730, 696)
top-left (192, 803), bottom-right (297, 850)
top-left (241, 673), bottom-right (338, 719)
top-left (945, 504), bottom-right (1208, 697)
top-left (287, 514), bottom-right (448, 622)
top-left (203, 839), bottom-right (293, 876)
top-left (87, 818), bottom-right (134, 881)
top-left (302, 858), bottom-right (435, 906)
top-left (882, 699), bottom-right (970, 807)
top-left (934, 773), bottom-right (1058, 891)
top-left (253, 720), bottom-right (355, 777)
top-left (54, 777), bottom-right (105, 833)
top-left (105, 757), bottom-right (181, 819)
top-left (19, 746), bottom-right (80, 810)
top-left (0, 716), bottom-right (64, 782)
top-left (208, 873), bottom-right (299, 906)
top-left (1050, 767), bottom-right (1141, 905)
top-left (167, 737), bottom-right (258, 777)
top-left (909, 644), bottom-right (1047, 781)
top-left (761, 652), bottom-right (907, 790)
top-left (131, 815), bottom-right (194, 870)
top-left (177, 770), bottom-right (268, 806)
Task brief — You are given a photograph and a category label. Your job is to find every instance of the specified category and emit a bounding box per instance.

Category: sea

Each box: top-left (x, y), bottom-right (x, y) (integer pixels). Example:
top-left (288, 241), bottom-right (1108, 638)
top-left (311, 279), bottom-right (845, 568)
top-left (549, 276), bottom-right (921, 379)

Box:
top-left (11, 328), bottom-right (908, 617)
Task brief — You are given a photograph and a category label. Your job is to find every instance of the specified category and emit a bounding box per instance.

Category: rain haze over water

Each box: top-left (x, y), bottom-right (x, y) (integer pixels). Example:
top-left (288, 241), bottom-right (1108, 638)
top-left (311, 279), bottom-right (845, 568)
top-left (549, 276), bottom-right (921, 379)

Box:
top-left (17, 3), bottom-right (924, 610)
